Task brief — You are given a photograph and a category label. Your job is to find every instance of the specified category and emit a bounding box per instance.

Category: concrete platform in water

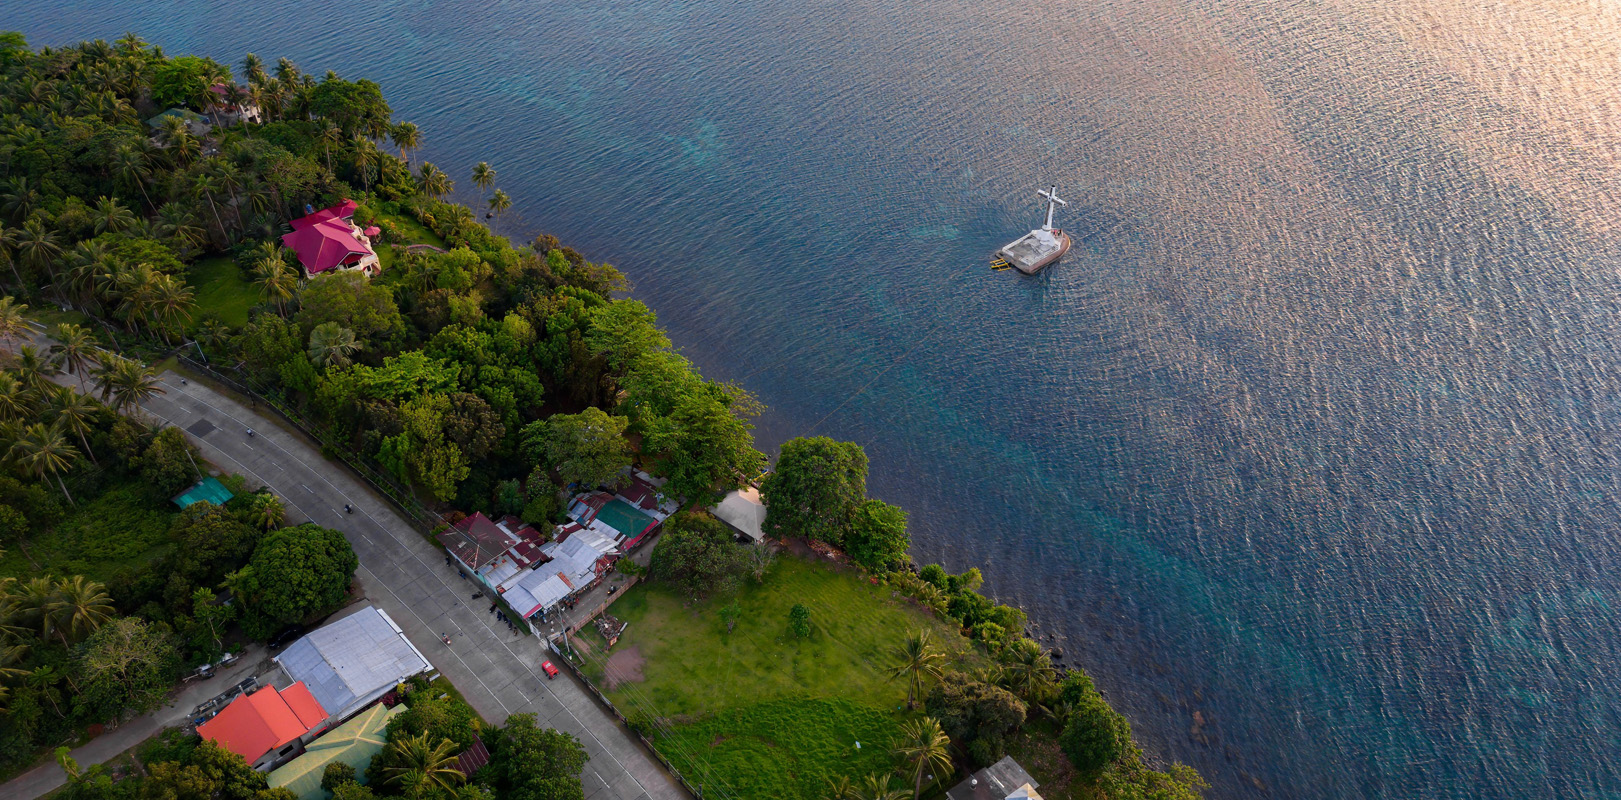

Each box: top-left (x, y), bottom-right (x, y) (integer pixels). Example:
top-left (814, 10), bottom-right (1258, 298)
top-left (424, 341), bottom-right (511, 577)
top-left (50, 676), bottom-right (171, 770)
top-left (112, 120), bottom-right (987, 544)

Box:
top-left (997, 184), bottom-right (1072, 274)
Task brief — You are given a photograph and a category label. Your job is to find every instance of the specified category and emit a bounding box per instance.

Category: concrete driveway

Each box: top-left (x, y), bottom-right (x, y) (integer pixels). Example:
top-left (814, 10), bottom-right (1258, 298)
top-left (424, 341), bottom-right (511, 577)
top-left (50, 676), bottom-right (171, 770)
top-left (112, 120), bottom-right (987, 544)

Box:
top-left (134, 374), bottom-right (686, 800)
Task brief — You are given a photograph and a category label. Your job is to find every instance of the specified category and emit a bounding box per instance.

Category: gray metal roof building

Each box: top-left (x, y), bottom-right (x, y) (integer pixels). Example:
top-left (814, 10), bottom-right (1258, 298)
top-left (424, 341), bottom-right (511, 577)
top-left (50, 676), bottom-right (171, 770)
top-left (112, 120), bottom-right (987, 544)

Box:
top-left (274, 606), bottom-right (432, 723)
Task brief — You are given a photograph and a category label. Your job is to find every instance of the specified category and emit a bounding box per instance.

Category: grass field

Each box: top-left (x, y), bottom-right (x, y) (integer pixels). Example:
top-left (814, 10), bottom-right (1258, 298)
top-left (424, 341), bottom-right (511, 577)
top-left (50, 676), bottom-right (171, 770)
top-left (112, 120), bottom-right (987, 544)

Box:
top-left (0, 477), bottom-right (177, 582)
top-left (24, 305), bottom-right (94, 331)
top-left (186, 256), bottom-right (258, 329)
top-left (578, 553), bottom-right (980, 800)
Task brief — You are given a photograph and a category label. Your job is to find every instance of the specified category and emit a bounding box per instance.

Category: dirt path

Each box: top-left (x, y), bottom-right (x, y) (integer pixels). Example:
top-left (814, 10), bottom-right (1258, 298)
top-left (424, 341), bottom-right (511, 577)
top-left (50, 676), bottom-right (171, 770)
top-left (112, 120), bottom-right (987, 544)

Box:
top-left (603, 646), bottom-right (645, 688)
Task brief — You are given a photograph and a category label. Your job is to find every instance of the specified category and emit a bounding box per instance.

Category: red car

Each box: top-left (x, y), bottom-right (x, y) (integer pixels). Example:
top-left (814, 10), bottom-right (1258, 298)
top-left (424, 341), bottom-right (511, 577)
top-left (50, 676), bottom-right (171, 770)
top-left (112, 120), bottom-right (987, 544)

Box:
top-left (541, 660), bottom-right (560, 679)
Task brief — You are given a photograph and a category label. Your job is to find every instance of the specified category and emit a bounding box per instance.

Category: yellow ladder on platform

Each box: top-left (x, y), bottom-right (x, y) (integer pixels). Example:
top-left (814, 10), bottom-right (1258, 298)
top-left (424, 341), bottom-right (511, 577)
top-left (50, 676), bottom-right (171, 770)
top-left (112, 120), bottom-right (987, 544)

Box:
top-left (989, 257), bottom-right (1010, 271)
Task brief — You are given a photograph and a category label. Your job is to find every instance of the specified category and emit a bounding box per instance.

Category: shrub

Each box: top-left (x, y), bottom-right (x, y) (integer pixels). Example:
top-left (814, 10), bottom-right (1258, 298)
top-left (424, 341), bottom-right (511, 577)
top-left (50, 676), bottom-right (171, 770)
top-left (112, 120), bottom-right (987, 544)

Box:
top-left (321, 762), bottom-right (357, 792)
top-left (789, 604), bottom-right (811, 638)
top-left (1060, 691), bottom-right (1131, 778)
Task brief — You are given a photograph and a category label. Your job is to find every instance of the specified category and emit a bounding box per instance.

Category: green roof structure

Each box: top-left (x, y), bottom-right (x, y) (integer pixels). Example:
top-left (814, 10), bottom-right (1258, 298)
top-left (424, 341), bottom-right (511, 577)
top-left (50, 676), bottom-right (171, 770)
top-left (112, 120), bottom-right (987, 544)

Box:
top-left (268, 703), bottom-right (405, 800)
top-left (173, 476), bottom-right (233, 509)
top-left (146, 107), bottom-right (206, 128)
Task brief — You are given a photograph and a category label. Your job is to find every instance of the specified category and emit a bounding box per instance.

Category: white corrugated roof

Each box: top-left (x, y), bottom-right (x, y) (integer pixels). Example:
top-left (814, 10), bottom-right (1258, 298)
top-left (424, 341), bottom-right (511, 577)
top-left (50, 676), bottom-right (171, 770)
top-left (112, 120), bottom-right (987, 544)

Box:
top-left (276, 607), bottom-right (430, 720)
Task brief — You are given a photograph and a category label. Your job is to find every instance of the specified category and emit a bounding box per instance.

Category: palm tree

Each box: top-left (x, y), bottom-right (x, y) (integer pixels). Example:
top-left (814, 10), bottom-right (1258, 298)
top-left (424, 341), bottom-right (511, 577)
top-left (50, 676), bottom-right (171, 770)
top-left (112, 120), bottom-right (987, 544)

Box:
top-left (418, 162), bottom-right (452, 199)
top-left (889, 630), bottom-right (946, 710)
top-left (248, 493), bottom-right (284, 531)
top-left (0, 296), bottom-right (28, 353)
top-left (0, 374), bottom-right (33, 422)
top-left (307, 322), bottom-right (361, 368)
top-left (149, 276), bottom-right (195, 341)
top-left (2, 177), bottom-right (42, 223)
top-left (382, 732), bottom-right (464, 796)
top-left (15, 345), bottom-right (60, 395)
top-left (96, 355), bottom-right (164, 412)
top-left (159, 115), bottom-right (197, 165)
top-left (391, 122), bottom-right (421, 166)
top-left (156, 203), bottom-right (206, 252)
top-left (489, 189), bottom-right (511, 219)
top-left (0, 224), bottom-right (22, 289)
top-left (49, 323), bottom-right (96, 390)
top-left (998, 638), bottom-right (1057, 704)
top-left (14, 219), bottom-right (62, 284)
top-left (893, 718), bottom-right (953, 799)
top-left (471, 161), bottom-right (495, 192)
top-left (352, 137), bottom-right (377, 194)
top-left (254, 253), bottom-right (298, 315)
top-left (191, 171), bottom-right (228, 242)
top-left (112, 146), bottom-right (154, 210)
top-left (91, 196), bottom-right (135, 235)
top-left (12, 577), bottom-right (57, 638)
top-left (46, 576), bottom-right (113, 645)
top-left (206, 160), bottom-right (244, 230)
top-left (320, 122), bottom-right (342, 175)
top-left (9, 422), bottom-right (79, 504)
top-left (240, 53), bottom-right (267, 87)
top-left (851, 773), bottom-right (909, 800)
top-left (45, 386), bottom-right (99, 464)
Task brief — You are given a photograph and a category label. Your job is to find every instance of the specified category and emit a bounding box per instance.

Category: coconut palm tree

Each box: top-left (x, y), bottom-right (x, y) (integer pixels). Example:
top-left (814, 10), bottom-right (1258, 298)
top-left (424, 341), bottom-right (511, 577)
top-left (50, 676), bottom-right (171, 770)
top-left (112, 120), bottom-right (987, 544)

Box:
top-left (14, 219), bottom-right (61, 284)
top-left (0, 224), bottom-right (23, 290)
top-left (111, 146), bottom-right (154, 210)
top-left (489, 189), bottom-right (511, 219)
top-left (15, 345), bottom-right (60, 395)
top-left (2, 177), bottom-right (42, 223)
top-left (44, 386), bottom-right (99, 464)
top-left (851, 774), bottom-right (909, 800)
top-left (320, 122), bottom-right (342, 175)
top-left (191, 171), bottom-right (228, 242)
top-left (352, 137), bottom-right (377, 193)
top-left (49, 323), bottom-right (96, 390)
top-left (254, 254), bottom-right (298, 315)
top-left (997, 638), bottom-right (1057, 704)
top-left (391, 122), bottom-right (421, 166)
top-left (248, 493), bottom-right (285, 531)
top-left (893, 717), bottom-right (953, 799)
top-left (95, 355), bottom-right (164, 412)
top-left (11, 577), bottom-right (58, 638)
top-left (46, 576), bottom-right (113, 645)
top-left (0, 374), bottom-right (33, 422)
top-left (307, 322), bottom-right (361, 368)
top-left (9, 422), bottom-right (79, 504)
top-left (156, 203), bottom-right (207, 253)
top-left (418, 162), bottom-right (452, 200)
top-left (149, 276), bottom-right (195, 341)
top-left (382, 732), bottom-right (464, 796)
top-left (471, 161), bottom-right (495, 192)
top-left (91, 196), bottom-right (135, 235)
top-left (206, 160), bottom-right (244, 231)
top-left (0, 296), bottom-right (29, 353)
top-left (888, 630), bottom-right (945, 710)
top-left (240, 53), bottom-right (267, 87)
top-left (159, 115), bottom-right (197, 165)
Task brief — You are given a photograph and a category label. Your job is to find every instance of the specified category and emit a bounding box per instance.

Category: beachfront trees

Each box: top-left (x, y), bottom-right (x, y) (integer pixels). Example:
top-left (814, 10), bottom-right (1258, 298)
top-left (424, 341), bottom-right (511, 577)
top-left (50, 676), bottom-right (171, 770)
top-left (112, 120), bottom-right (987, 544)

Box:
top-left (845, 499), bottom-right (910, 572)
top-left (1060, 685), bottom-right (1132, 779)
top-left (489, 189), bottom-right (511, 219)
top-left (641, 389), bottom-right (765, 503)
top-left (893, 717), bottom-right (953, 800)
top-left (228, 523), bottom-right (358, 639)
top-left (998, 637), bottom-right (1058, 704)
top-left (486, 713), bottom-right (588, 800)
top-left (471, 162), bottom-right (495, 192)
top-left (309, 75), bottom-right (392, 138)
top-left (761, 436), bottom-right (868, 545)
top-left (521, 407), bottom-right (631, 489)
top-left (391, 122), bottom-right (421, 166)
top-left (925, 676), bottom-right (1026, 768)
top-left (151, 55), bottom-right (226, 109)
top-left (889, 630), bottom-right (945, 710)
top-left (650, 512), bottom-right (750, 597)
top-left (418, 162), bottom-right (452, 200)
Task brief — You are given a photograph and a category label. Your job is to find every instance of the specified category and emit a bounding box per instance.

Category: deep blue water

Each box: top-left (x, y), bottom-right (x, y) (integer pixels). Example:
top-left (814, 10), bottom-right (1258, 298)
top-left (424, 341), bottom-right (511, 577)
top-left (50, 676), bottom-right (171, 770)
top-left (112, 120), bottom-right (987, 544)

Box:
top-left (11, 1), bottom-right (1621, 797)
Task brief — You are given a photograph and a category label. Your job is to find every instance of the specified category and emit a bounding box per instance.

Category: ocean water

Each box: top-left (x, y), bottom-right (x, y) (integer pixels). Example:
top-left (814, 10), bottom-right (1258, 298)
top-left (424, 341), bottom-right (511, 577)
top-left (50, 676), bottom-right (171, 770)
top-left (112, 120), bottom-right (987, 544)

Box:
top-left (10, 1), bottom-right (1621, 796)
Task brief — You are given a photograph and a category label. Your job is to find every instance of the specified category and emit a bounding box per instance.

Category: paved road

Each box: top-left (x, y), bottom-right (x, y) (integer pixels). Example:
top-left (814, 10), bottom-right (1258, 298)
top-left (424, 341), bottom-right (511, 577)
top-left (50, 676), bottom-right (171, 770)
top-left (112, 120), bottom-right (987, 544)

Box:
top-left (3, 647), bottom-right (267, 799)
top-left (138, 374), bottom-right (686, 800)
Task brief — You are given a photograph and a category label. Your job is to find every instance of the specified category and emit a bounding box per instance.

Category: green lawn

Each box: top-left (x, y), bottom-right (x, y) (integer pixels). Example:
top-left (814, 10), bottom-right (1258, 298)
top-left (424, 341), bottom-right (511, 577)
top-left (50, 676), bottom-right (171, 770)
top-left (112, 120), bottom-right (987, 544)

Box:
top-left (186, 256), bottom-right (258, 329)
top-left (366, 208), bottom-right (445, 248)
top-left (24, 306), bottom-right (94, 331)
top-left (579, 554), bottom-right (980, 800)
top-left (0, 477), bottom-right (177, 583)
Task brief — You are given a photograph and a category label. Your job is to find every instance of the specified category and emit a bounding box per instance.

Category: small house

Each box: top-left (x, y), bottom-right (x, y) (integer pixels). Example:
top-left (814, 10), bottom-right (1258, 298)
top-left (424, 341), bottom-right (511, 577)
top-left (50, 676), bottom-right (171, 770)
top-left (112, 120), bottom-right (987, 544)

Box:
top-left (281, 200), bottom-right (380, 278)
top-left (946, 756), bottom-right (1043, 800)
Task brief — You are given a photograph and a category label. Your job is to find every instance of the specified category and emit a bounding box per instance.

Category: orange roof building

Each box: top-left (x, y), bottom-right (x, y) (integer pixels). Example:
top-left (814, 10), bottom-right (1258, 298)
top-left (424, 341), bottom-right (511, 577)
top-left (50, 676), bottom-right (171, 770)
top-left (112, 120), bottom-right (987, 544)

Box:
top-left (198, 682), bottom-right (329, 768)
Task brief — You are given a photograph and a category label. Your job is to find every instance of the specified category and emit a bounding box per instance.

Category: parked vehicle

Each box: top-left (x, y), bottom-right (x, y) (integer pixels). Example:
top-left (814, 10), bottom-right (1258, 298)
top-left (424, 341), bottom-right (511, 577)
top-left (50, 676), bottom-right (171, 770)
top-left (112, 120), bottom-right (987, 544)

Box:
top-left (541, 661), bottom-right (559, 679)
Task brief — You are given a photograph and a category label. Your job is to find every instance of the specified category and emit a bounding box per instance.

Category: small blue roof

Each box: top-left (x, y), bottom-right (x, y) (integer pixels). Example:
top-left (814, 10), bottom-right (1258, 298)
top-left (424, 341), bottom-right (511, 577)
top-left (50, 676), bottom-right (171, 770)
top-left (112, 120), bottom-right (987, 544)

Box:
top-left (174, 476), bottom-right (233, 508)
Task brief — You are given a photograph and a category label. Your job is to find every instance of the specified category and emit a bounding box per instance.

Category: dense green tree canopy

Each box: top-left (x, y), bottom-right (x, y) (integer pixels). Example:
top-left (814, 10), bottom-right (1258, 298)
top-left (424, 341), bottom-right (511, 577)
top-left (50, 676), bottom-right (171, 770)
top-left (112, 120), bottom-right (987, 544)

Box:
top-left (151, 55), bottom-right (225, 109)
top-left (760, 436), bottom-right (868, 545)
top-left (844, 498), bottom-right (910, 571)
top-left (297, 271), bottom-right (406, 350)
top-left (485, 714), bottom-right (587, 800)
top-left (308, 77), bottom-right (392, 138)
top-left (522, 407), bottom-right (630, 489)
top-left (649, 512), bottom-right (750, 597)
top-left (231, 524), bottom-right (357, 638)
top-left (74, 617), bottom-right (183, 723)
top-left (1060, 687), bottom-right (1132, 778)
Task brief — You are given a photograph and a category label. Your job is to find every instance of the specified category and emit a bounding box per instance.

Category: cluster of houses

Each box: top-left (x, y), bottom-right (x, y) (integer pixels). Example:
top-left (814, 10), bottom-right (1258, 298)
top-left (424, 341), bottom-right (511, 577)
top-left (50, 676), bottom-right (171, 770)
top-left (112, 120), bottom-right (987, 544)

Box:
top-left (437, 470), bottom-right (678, 626)
top-left (192, 606), bottom-right (473, 800)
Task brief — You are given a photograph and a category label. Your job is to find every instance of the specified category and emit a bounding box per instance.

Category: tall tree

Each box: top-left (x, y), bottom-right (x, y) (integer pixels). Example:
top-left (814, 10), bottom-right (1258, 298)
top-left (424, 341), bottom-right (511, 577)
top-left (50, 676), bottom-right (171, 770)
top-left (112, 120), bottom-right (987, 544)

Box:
top-left (521, 407), bottom-right (632, 489)
top-left (391, 122), bottom-right (421, 165)
top-left (893, 717), bottom-right (953, 799)
top-left (45, 385), bottom-right (100, 464)
top-left (889, 630), bottom-right (945, 710)
top-left (307, 322), bottom-right (362, 368)
top-left (229, 523), bottom-right (358, 638)
top-left (471, 161), bottom-right (495, 192)
top-left (760, 436), bottom-right (868, 545)
top-left (380, 732), bottom-right (464, 796)
top-left (489, 189), bottom-right (511, 219)
top-left (46, 575), bottom-right (113, 645)
top-left (0, 296), bottom-right (29, 352)
top-left (9, 422), bottom-right (79, 503)
top-left (91, 196), bottom-right (135, 235)
top-left (49, 324), bottom-right (96, 390)
top-left (418, 162), bottom-right (452, 200)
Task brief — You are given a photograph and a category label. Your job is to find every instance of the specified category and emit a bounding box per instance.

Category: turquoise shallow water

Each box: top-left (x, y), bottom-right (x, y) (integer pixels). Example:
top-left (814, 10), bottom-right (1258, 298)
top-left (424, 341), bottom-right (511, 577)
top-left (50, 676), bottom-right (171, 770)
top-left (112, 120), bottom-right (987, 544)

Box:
top-left (11, 1), bottom-right (1621, 797)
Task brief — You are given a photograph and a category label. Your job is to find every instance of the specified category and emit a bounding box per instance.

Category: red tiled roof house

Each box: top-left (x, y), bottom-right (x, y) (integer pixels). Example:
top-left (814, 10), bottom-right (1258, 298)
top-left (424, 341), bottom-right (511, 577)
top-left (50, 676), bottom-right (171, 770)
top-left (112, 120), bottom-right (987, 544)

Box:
top-left (197, 682), bottom-right (329, 771)
top-left (281, 200), bottom-right (381, 278)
